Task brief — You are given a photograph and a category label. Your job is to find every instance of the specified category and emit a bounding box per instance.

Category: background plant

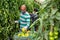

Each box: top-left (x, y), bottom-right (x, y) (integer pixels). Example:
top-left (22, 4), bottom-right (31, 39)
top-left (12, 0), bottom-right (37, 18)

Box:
top-left (0, 0), bottom-right (60, 40)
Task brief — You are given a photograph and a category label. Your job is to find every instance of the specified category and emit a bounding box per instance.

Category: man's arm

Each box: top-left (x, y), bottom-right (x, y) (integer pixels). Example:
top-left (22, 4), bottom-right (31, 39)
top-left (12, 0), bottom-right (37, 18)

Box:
top-left (15, 19), bottom-right (20, 23)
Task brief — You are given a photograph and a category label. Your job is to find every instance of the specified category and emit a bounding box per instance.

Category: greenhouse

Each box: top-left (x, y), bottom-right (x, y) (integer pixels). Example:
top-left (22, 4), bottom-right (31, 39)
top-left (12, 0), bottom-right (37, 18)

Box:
top-left (0, 0), bottom-right (60, 40)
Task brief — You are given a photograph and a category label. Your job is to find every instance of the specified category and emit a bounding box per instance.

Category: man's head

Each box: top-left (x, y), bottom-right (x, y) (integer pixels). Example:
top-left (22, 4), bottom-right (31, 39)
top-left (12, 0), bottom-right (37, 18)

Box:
top-left (34, 8), bottom-right (38, 12)
top-left (20, 5), bottom-right (26, 12)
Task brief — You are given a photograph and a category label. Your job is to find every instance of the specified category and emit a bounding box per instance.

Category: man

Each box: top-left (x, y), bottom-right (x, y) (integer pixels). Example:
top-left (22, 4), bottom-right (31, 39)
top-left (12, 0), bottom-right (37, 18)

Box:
top-left (30, 8), bottom-right (38, 23)
top-left (30, 8), bottom-right (39, 31)
top-left (15, 5), bottom-right (30, 31)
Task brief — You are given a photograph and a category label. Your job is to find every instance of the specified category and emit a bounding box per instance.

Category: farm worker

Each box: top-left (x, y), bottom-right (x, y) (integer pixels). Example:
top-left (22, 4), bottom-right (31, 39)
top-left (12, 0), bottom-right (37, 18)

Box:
top-left (15, 5), bottom-right (30, 31)
top-left (30, 8), bottom-right (39, 31)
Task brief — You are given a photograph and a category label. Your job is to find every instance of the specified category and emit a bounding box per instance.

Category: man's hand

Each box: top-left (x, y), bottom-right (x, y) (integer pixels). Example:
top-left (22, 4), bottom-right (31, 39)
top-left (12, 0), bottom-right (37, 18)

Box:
top-left (15, 21), bottom-right (18, 23)
top-left (22, 27), bottom-right (27, 32)
top-left (24, 27), bottom-right (28, 29)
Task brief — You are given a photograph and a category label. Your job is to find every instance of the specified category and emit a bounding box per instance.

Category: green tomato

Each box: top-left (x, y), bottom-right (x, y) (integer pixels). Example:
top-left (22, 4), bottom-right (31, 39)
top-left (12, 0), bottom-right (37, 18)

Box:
top-left (54, 27), bottom-right (58, 31)
top-left (49, 32), bottom-right (53, 37)
top-left (54, 36), bottom-right (58, 39)
top-left (54, 32), bottom-right (58, 35)
top-left (49, 37), bottom-right (54, 40)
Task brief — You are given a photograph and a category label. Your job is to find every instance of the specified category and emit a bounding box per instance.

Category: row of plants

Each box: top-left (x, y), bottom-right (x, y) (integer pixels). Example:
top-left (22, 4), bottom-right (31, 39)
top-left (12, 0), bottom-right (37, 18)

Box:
top-left (30, 0), bottom-right (60, 40)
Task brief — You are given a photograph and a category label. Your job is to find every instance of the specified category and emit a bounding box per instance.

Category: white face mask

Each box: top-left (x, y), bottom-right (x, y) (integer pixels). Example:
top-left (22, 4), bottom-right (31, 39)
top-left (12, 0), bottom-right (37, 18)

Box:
top-left (33, 11), bottom-right (38, 14)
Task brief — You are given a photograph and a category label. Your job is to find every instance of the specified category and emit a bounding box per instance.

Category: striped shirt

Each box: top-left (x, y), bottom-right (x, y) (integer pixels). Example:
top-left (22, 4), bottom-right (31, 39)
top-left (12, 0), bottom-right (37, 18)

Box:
top-left (19, 12), bottom-right (30, 29)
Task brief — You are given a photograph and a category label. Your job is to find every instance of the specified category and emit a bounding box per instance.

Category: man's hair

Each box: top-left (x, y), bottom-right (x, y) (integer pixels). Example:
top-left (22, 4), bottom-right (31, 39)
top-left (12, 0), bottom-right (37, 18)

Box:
top-left (34, 8), bottom-right (39, 12)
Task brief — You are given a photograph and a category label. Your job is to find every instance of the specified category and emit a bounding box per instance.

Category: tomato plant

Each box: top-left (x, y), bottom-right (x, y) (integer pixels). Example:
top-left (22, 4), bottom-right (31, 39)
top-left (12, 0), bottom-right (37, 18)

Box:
top-left (0, 0), bottom-right (60, 40)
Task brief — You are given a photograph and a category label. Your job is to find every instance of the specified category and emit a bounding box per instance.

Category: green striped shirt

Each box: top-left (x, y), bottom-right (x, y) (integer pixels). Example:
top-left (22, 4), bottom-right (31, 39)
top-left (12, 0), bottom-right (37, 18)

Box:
top-left (19, 12), bottom-right (30, 29)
